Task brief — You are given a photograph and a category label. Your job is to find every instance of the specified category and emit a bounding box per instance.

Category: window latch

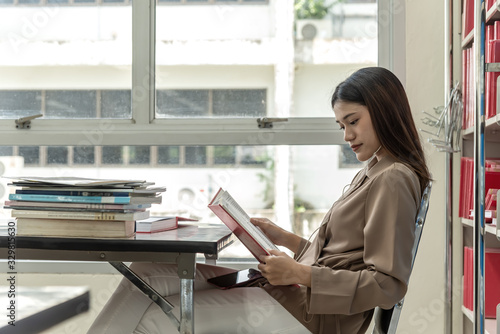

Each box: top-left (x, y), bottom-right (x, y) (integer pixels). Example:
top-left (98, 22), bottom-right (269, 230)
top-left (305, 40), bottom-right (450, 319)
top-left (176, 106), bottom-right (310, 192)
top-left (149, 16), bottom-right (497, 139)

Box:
top-left (257, 117), bottom-right (288, 129)
top-left (15, 114), bottom-right (42, 129)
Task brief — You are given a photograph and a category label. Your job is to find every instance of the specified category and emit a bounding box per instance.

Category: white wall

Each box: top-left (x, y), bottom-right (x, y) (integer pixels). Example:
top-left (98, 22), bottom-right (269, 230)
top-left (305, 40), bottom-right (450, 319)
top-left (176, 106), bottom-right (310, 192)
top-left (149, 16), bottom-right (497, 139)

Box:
top-left (399, 1), bottom-right (447, 333)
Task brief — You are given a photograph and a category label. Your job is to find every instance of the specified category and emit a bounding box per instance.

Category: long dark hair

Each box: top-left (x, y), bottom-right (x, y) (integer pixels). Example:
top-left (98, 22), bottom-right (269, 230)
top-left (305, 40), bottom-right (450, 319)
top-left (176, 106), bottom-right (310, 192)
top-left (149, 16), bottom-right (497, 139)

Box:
top-left (331, 67), bottom-right (431, 193)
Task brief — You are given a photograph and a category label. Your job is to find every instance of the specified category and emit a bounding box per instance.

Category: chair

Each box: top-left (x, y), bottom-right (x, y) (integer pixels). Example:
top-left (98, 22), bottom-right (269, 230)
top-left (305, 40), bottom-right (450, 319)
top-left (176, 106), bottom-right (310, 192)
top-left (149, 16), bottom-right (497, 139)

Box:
top-left (372, 181), bottom-right (433, 334)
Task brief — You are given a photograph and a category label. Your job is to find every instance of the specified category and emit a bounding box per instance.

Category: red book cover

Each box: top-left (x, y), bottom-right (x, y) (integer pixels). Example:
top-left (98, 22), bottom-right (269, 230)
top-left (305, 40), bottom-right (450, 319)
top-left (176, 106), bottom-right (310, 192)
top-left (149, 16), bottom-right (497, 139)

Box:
top-left (485, 249), bottom-right (500, 318)
top-left (462, 48), bottom-right (468, 130)
top-left (208, 188), bottom-right (278, 263)
top-left (464, 246), bottom-right (472, 311)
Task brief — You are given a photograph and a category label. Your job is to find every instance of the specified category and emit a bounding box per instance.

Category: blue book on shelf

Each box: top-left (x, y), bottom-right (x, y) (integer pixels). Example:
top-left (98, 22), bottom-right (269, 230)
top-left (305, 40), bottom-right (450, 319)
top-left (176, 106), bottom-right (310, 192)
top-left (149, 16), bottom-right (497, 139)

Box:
top-left (8, 193), bottom-right (132, 204)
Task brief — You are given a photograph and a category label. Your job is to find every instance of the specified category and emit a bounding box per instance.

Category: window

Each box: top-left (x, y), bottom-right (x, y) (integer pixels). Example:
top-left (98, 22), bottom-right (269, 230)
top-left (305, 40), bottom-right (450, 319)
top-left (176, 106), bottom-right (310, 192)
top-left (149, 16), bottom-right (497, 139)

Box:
top-left (0, 0), bottom-right (401, 264)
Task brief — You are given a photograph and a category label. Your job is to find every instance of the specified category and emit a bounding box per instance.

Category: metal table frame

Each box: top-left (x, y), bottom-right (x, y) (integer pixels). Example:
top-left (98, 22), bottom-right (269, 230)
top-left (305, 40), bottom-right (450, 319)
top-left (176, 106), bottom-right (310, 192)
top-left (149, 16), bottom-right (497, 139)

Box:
top-left (0, 224), bottom-right (234, 334)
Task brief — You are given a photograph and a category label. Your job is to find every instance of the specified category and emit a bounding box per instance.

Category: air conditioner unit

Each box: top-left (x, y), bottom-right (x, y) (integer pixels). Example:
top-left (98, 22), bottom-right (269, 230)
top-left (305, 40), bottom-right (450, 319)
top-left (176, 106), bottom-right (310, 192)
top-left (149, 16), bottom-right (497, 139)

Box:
top-left (296, 19), bottom-right (333, 40)
top-left (0, 156), bottom-right (24, 203)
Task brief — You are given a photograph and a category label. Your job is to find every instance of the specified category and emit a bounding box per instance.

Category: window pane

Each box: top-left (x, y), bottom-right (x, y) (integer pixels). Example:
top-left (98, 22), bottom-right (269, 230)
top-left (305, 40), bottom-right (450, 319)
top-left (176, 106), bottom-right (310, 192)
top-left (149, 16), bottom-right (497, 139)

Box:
top-left (156, 90), bottom-right (209, 117)
top-left (0, 3), bottom-right (132, 119)
top-left (158, 146), bottom-right (180, 165)
top-left (102, 146), bottom-right (123, 165)
top-left (213, 146), bottom-right (236, 165)
top-left (212, 90), bottom-right (266, 117)
top-left (47, 146), bottom-right (68, 164)
top-left (45, 91), bottom-right (96, 119)
top-left (74, 146), bottom-right (95, 165)
top-left (0, 147), bottom-right (13, 156)
top-left (18, 147), bottom-right (39, 165)
top-left (240, 146), bottom-right (266, 165)
top-left (185, 147), bottom-right (206, 165)
top-left (129, 146), bottom-right (150, 165)
top-left (101, 90), bottom-right (131, 118)
top-left (0, 91), bottom-right (41, 119)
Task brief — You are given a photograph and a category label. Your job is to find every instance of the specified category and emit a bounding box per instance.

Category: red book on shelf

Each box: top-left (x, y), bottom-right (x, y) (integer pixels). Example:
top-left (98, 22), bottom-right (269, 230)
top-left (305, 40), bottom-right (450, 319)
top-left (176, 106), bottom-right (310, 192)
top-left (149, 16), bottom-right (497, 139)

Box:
top-left (487, 40), bottom-right (500, 119)
top-left (464, 247), bottom-right (500, 318)
top-left (208, 188), bottom-right (278, 263)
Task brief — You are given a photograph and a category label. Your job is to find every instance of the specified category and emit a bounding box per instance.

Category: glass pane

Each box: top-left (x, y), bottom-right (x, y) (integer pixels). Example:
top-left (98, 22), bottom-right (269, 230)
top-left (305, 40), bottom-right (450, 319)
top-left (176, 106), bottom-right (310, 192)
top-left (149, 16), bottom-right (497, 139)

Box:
top-left (0, 144), bottom-right (362, 261)
top-left (45, 91), bottom-right (96, 119)
top-left (101, 90), bottom-right (131, 118)
top-left (18, 147), bottom-right (39, 165)
top-left (212, 90), bottom-right (266, 117)
top-left (185, 147), bottom-right (206, 165)
top-left (213, 146), bottom-right (236, 165)
top-left (155, 2), bottom-right (377, 119)
top-left (102, 146), bottom-right (123, 164)
top-left (0, 91), bottom-right (41, 119)
top-left (74, 146), bottom-right (95, 165)
top-left (0, 147), bottom-right (13, 156)
top-left (0, 2), bottom-right (132, 119)
top-left (156, 90), bottom-right (209, 117)
top-left (129, 146), bottom-right (150, 165)
top-left (47, 146), bottom-right (68, 164)
top-left (158, 146), bottom-right (180, 165)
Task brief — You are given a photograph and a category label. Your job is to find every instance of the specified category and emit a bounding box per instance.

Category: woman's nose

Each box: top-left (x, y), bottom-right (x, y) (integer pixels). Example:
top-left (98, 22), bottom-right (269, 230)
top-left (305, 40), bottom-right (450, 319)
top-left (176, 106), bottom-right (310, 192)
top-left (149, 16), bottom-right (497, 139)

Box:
top-left (343, 128), bottom-right (354, 142)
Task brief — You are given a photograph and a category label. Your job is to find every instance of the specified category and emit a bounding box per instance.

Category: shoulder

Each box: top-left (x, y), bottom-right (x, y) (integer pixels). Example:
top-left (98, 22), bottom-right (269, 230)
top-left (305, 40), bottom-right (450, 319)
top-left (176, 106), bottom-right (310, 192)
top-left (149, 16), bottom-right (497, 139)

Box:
top-left (368, 159), bottom-right (421, 202)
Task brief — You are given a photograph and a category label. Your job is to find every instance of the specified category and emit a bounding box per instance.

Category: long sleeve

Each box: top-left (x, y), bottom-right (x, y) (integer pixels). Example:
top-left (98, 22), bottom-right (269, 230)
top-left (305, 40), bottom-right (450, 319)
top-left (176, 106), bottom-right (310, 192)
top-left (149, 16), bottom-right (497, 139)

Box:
top-left (304, 162), bottom-right (421, 315)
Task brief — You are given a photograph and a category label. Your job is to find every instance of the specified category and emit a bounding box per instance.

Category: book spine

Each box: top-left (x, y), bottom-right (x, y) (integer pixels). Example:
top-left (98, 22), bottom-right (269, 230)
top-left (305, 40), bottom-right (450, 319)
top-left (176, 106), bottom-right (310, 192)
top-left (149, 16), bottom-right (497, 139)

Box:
top-left (8, 193), bottom-right (131, 204)
top-left (11, 210), bottom-right (146, 221)
top-left (15, 189), bottom-right (129, 197)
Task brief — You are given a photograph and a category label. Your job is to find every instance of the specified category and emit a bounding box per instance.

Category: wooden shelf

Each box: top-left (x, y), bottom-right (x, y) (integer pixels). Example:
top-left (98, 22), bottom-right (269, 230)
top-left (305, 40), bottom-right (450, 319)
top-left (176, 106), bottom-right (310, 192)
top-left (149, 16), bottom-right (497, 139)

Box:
top-left (462, 305), bottom-right (497, 334)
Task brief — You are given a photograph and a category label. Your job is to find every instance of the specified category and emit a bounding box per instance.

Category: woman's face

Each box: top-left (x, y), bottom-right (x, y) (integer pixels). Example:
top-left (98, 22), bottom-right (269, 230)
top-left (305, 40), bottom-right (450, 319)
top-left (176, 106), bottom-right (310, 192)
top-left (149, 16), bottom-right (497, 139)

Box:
top-left (334, 101), bottom-right (386, 162)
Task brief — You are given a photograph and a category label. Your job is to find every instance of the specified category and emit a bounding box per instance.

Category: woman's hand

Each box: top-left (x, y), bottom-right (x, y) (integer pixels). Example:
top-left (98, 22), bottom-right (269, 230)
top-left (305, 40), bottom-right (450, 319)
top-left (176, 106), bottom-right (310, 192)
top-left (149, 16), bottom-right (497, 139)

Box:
top-left (250, 218), bottom-right (302, 253)
top-left (258, 249), bottom-right (311, 287)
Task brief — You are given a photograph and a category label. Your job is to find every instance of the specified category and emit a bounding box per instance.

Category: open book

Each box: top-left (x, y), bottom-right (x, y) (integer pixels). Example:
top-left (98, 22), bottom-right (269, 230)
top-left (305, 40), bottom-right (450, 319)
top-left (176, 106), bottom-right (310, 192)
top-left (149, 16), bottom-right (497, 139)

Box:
top-left (208, 188), bottom-right (278, 262)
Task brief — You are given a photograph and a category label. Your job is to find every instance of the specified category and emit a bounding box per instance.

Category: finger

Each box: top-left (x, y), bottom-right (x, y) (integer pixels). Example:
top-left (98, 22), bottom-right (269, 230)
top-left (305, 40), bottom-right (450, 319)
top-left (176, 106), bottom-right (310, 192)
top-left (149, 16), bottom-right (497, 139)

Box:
top-left (268, 249), bottom-right (283, 256)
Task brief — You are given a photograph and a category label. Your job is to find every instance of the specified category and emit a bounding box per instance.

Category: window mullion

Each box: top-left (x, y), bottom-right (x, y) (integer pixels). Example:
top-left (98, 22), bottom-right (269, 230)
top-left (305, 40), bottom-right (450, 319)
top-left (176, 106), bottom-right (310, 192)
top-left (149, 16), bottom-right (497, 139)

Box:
top-left (132, 0), bottom-right (156, 124)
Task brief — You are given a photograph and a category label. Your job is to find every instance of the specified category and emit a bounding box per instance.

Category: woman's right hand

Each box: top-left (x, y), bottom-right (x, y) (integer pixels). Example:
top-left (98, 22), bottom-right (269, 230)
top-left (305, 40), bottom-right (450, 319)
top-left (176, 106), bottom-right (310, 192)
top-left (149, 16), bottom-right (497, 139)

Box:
top-left (250, 218), bottom-right (302, 253)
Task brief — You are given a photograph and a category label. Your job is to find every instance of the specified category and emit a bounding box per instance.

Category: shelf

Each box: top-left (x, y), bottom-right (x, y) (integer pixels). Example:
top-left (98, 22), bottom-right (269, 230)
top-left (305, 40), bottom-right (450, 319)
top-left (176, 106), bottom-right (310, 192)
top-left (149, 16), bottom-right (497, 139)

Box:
top-left (487, 0), bottom-right (500, 23)
top-left (462, 306), bottom-right (497, 334)
top-left (462, 218), bottom-right (499, 239)
top-left (462, 29), bottom-right (474, 49)
top-left (463, 113), bottom-right (500, 142)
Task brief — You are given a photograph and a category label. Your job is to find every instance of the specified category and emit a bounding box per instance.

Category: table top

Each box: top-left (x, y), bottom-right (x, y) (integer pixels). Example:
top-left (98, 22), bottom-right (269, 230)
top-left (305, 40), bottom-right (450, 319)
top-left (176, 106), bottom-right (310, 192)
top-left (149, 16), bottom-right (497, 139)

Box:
top-left (0, 222), bottom-right (235, 255)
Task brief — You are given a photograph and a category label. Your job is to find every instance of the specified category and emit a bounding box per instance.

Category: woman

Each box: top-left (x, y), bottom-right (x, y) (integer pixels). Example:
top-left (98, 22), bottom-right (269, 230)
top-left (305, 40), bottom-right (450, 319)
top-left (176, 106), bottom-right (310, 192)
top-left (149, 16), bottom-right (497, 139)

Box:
top-left (88, 67), bottom-right (431, 334)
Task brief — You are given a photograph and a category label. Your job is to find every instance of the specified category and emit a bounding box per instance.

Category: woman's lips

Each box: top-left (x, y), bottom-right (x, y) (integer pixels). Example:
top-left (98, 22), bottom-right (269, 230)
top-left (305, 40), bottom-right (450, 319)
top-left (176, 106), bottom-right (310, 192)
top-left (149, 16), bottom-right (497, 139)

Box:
top-left (351, 144), bottom-right (361, 152)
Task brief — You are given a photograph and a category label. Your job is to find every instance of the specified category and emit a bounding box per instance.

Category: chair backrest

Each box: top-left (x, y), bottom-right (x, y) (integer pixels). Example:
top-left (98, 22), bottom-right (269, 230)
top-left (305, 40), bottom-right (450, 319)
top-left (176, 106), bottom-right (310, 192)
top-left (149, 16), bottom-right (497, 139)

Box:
top-left (372, 181), bottom-right (433, 334)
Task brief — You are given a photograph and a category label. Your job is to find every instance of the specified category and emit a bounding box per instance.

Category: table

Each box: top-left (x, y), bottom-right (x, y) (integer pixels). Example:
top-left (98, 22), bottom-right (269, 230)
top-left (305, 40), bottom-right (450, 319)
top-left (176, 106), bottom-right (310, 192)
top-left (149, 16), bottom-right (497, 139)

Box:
top-left (0, 223), bottom-right (235, 334)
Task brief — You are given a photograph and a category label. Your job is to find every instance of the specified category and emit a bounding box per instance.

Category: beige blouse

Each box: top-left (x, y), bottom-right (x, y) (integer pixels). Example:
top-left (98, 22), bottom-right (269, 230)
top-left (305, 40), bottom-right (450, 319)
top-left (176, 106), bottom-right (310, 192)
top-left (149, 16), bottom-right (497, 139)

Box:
top-left (264, 154), bottom-right (422, 334)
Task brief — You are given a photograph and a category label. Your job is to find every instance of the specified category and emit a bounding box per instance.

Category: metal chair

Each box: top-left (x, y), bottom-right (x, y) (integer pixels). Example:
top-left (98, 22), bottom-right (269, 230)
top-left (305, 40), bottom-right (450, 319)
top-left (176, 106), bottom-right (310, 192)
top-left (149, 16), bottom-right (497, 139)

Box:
top-left (372, 181), bottom-right (433, 334)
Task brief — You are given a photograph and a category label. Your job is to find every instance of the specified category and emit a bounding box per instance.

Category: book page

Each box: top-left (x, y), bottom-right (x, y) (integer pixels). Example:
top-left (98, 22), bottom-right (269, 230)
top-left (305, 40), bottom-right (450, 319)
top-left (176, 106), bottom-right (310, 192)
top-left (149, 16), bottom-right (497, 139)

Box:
top-left (218, 191), bottom-right (278, 251)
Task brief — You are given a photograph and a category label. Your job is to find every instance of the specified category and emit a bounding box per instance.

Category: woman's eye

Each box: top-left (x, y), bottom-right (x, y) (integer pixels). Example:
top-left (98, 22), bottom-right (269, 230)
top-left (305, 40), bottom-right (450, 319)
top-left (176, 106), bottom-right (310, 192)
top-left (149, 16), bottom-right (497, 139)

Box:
top-left (350, 119), bottom-right (358, 125)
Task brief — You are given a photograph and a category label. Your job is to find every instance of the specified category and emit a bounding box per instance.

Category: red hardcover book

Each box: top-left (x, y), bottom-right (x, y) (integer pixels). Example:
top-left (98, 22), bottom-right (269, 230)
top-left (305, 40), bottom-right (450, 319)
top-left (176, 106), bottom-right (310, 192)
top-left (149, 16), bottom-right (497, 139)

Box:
top-left (463, 246), bottom-right (472, 311)
top-left (208, 188), bottom-right (278, 262)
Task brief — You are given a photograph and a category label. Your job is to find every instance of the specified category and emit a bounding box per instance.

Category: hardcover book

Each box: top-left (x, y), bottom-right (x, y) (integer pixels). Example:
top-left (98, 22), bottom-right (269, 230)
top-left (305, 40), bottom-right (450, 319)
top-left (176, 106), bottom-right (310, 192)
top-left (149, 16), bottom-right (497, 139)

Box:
top-left (135, 216), bottom-right (197, 233)
top-left (208, 188), bottom-right (278, 262)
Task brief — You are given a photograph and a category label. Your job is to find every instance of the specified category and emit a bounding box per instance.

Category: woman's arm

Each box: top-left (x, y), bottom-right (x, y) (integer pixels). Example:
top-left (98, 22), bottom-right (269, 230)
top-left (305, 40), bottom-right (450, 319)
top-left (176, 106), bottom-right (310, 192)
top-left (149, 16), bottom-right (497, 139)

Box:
top-left (250, 217), bottom-right (305, 254)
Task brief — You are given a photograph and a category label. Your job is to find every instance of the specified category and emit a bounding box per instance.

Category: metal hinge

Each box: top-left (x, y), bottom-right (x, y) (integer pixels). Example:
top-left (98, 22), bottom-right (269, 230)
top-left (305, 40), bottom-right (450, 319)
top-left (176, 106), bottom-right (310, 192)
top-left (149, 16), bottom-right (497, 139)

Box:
top-left (15, 114), bottom-right (42, 129)
top-left (257, 117), bottom-right (288, 129)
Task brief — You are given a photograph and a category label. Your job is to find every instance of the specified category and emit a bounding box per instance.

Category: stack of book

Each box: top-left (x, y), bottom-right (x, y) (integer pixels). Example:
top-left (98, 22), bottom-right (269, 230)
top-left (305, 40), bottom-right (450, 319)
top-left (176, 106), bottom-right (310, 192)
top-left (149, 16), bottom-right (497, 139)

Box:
top-left (3, 176), bottom-right (166, 238)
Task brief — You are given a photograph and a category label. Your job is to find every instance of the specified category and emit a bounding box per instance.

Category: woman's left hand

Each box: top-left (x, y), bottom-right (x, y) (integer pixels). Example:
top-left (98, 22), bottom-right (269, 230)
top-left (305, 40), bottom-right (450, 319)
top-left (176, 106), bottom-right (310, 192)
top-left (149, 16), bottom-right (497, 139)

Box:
top-left (258, 249), bottom-right (311, 287)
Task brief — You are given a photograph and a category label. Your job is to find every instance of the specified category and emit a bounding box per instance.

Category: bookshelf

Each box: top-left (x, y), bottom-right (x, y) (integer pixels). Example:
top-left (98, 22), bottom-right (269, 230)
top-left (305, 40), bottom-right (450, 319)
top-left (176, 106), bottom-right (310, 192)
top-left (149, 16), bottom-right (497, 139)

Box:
top-left (460, 0), bottom-right (500, 333)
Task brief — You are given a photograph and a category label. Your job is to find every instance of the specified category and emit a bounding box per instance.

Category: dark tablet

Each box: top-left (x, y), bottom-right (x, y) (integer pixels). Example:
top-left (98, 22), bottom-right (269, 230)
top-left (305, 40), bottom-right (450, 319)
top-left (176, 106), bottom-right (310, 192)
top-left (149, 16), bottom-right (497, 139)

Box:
top-left (207, 268), bottom-right (264, 289)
